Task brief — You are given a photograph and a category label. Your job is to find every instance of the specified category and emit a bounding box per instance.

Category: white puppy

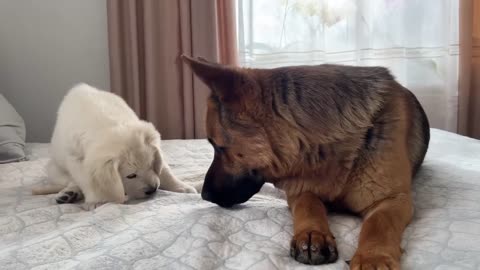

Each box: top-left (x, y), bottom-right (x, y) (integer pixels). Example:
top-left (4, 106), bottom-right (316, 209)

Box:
top-left (33, 83), bottom-right (196, 209)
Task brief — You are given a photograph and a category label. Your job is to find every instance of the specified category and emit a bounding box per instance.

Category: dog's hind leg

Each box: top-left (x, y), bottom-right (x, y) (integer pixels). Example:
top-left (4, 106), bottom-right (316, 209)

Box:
top-left (288, 192), bottom-right (338, 265)
top-left (33, 160), bottom-right (69, 195)
top-left (46, 160), bottom-right (84, 204)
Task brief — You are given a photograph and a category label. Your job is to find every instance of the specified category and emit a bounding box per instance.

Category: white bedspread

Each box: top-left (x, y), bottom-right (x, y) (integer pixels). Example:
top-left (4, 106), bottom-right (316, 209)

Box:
top-left (1, 129), bottom-right (479, 270)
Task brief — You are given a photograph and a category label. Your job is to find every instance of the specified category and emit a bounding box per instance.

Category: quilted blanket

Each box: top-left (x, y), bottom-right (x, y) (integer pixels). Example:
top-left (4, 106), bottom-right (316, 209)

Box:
top-left (0, 129), bottom-right (479, 270)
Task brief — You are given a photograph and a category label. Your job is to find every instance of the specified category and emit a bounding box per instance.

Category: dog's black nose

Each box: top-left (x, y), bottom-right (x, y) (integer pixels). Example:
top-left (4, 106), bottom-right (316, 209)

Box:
top-left (201, 190), bottom-right (212, 202)
top-left (145, 187), bottom-right (157, 195)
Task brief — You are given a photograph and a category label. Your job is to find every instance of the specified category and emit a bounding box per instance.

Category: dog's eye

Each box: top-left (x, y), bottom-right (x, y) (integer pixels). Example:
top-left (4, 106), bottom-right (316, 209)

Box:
top-left (126, 173), bottom-right (137, 179)
top-left (207, 138), bottom-right (215, 146)
top-left (208, 138), bottom-right (226, 154)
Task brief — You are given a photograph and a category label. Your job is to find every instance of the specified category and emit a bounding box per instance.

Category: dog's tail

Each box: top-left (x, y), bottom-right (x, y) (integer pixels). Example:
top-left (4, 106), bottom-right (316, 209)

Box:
top-left (31, 184), bottom-right (64, 195)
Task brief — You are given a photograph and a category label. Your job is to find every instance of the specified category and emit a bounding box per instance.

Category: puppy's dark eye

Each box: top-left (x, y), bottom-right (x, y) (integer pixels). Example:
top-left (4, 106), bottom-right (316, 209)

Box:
top-left (126, 173), bottom-right (137, 179)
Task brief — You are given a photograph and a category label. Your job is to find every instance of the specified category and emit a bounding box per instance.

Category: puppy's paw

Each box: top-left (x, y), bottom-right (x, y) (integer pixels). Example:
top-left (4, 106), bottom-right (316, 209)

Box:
top-left (167, 183), bottom-right (197, 194)
top-left (55, 191), bottom-right (82, 204)
top-left (192, 181), bottom-right (203, 192)
top-left (81, 202), bottom-right (105, 211)
top-left (290, 230), bottom-right (338, 265)
top-left (175, 184), bottom-right (198, 194)
top-left (350, 253), bottom-right (399, 270)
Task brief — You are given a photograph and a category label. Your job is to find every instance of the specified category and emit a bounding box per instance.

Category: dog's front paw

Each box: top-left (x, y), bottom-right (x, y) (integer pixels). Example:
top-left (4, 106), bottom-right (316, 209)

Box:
top-left (81, 202), bottom-right (105, 211)
top-left (290, 230), bottom-right (338, 265)
top-left (350, 253), bottom-right (399, 270)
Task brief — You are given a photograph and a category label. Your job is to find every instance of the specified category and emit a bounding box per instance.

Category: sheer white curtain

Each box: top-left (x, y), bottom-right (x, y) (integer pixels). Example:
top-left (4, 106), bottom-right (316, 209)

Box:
top-left (236, 0), bottom-right (459, 132)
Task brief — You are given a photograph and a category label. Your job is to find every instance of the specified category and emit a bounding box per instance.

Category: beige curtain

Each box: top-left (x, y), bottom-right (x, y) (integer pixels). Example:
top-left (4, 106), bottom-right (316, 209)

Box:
top-left (107, 0), bottom-right (237, 139)
top-left (459, 0), bottom-right (480, 139)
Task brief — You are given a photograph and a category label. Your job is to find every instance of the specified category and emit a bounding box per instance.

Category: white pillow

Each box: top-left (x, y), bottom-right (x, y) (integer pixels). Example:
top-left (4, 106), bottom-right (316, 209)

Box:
top-left (0, 94), bottom-right (26, 163)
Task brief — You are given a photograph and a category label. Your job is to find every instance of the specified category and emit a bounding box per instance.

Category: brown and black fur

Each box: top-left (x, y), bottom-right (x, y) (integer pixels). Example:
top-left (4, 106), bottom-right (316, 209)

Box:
top-left (182, 55), bottom-right (429, 269)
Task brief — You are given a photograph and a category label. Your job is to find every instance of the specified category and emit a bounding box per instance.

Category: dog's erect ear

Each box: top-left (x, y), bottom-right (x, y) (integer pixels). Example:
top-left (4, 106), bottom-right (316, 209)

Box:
top-left (87, 156), bottom-right (125, 203)
top-left (181, 55), bottom-right (247, 103)
top-left (196, 56), bottom-right (210, 63)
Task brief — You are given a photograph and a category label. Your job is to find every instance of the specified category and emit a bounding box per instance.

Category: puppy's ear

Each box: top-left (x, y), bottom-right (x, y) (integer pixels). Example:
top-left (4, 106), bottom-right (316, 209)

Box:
top-left (140, 122), bottom-right (161, 146)
top-left (87, 156), bottom-right (125, 203)
top-left (152, 146), bottom-right (163, 175)
top-left (137, 122), bottom-right (163, 175)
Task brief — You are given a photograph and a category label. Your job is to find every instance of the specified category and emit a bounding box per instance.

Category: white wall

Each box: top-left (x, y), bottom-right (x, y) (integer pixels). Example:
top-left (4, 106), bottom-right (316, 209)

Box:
top-left (0, 0), bottom-right (110, 142)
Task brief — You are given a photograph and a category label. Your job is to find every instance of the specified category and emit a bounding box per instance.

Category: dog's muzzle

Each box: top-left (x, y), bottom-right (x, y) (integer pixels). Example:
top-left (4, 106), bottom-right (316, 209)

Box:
top-left (201, 155), bottom-right (264, 208)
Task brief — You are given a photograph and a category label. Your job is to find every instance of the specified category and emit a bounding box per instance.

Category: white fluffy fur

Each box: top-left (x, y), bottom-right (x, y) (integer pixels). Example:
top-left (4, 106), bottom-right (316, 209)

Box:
top-left (33, 83), bottom-right (196, 210)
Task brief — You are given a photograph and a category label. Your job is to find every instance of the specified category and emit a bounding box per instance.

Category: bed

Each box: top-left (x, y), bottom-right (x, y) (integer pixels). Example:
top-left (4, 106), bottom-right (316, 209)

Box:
top-left (0, 128), bottom-right (479, 270)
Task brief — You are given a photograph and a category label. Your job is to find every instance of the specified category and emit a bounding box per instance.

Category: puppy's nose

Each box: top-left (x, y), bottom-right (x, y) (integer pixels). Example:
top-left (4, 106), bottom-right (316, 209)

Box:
top-left (144, 187), bottom-right (157, 196)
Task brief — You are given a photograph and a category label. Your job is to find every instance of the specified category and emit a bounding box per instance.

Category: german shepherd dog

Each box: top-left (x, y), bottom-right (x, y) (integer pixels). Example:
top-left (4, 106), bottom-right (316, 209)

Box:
top-left (181, 55), bottom-right (429, 269)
